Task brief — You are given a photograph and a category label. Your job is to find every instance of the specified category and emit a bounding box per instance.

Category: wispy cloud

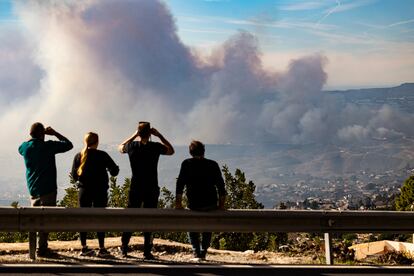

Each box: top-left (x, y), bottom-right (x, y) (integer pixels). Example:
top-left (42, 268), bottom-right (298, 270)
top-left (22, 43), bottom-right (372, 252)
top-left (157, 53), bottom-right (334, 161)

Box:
top-left (178, 14), bottom-right (337, 31)
top-left (330, 0), bottom-right (376, 13)
top-left (316, 0), bottom-right (376, 26)
top-left (316, 0), bottom-right (341, 26)
top-left (388, 18), bottom-right (414, 28)
top-left (279, 1), bottom-right (329, 11)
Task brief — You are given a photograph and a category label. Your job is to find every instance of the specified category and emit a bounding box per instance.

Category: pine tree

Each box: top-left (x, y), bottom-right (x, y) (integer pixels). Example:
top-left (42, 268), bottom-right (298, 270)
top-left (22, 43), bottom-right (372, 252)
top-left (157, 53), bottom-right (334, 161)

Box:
top-left (211, 166), bottom-right (280, 252)
top-left (396, 175), bottom-right (414, 211)
top-left (58, 174), bottom-right (78, 208)
top-left (108, 177), bottom-right (130, 208)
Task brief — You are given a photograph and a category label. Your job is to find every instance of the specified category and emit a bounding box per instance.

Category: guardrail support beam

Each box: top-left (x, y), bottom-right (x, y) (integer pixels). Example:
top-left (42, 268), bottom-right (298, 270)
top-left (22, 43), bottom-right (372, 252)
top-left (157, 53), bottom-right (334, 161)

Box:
top-left (29, 232), bottom-right (36, 260)
top-left (324, 232), bottom-right (333, 265)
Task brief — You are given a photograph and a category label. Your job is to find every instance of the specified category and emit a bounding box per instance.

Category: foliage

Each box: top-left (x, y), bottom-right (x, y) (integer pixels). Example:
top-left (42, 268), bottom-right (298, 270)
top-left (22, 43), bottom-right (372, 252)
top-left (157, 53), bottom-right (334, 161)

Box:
top-left (108, 177), bottom-right (130, 208)
top-left (155, 187), bottom-right (188, 243)
top-left (158, 187), bottom-right (176, 209)
top-left (211, 166), bottom-right (286, 252)
top-left (222, 166), bottom-right (263, 210)
top-left (57, 174), bottom-right (78, 208)
top-left (375, 251), bottom-right (413, 265)
top-left (396, 175), bottom-right (414, 211)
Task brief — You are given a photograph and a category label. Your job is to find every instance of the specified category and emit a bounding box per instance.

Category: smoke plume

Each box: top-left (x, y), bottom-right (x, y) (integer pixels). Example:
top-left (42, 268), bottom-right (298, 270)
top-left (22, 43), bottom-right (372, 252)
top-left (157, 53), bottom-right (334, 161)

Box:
top-left (0, 0), bottom-right (413, 152)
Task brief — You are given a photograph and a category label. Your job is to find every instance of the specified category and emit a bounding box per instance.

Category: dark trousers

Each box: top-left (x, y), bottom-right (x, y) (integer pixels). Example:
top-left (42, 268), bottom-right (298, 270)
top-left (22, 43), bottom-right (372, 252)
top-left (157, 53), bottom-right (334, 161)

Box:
top-left (189, 232), bottom-right (212, 256)
top-left (121, 186), bottom-right (159, 255)
top-left (78, 187), bottom-right (108, 248)
top-left (30, 191), bottom-right (57, 253)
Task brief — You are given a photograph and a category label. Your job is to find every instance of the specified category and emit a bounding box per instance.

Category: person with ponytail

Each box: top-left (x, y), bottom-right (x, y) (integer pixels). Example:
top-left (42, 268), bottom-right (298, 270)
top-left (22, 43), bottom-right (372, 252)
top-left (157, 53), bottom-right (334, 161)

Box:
top-left (71, 132), bottom-right (119, 257)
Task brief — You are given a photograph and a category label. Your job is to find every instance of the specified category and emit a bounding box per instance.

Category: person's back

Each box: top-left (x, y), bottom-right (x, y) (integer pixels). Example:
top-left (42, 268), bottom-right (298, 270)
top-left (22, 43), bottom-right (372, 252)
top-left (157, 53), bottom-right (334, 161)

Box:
top-left (19, 138), bottom-right (71, 197)
top-left (119, 121), bottom-right (174, 259)
top-left (72, 149), bottom-right (119, 190)
top-left (178, 157), bottom-right (225, 210)
top-left (126, 141), bottom-right (165, 188)
top-left (71, 132), bottom-right (119, 257)
top-left (18, 122), bottom-right (73, 257)
top-left (175, 140), bottom-right (226, 260)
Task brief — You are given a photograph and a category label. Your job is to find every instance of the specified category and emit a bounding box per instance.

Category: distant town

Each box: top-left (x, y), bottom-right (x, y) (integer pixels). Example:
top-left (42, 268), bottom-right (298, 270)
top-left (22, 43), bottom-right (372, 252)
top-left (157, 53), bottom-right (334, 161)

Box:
top-left (256, 166), bottom-right (409, 210)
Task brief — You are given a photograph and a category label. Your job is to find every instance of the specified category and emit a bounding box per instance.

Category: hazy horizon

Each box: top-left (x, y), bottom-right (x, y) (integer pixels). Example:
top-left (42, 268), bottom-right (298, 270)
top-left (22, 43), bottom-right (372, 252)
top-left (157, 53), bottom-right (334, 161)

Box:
top-left (1, 1), bottom-right (414, 205)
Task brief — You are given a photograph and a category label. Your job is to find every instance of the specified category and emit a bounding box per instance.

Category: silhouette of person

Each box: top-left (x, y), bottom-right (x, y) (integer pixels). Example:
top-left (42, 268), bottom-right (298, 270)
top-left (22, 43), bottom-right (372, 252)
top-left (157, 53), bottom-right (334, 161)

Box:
top-left (71, 132), bottom-right (119, 257)
top-left (119, 122), bottom-right (174, 259)
top-left (18, 122), bottom-right (73, 257)
top-left (176, 140), bottom-right (226, 260)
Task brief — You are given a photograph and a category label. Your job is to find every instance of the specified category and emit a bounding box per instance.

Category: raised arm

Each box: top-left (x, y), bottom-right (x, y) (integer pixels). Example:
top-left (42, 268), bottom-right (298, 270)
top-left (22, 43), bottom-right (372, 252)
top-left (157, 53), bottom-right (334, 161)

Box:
top-left (118, 130), bottom-right (139, 153)
top-left (151, 128), bottom-right (174, 155)
top-left (45, 127), bottom-right (71, 142)
top-left (45, 126), bottom-right (73, 152)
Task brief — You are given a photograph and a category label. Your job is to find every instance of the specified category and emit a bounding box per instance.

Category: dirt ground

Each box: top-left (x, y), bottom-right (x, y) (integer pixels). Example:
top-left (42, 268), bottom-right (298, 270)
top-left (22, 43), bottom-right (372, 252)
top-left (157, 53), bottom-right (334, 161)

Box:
top-left (0, 236), bottom-right (315, 265)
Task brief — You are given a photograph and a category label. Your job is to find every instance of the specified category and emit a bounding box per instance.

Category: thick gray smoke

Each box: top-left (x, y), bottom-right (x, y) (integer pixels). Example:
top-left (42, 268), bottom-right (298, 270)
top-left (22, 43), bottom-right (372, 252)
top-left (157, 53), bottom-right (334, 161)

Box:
top-left (0, 0), bottom-right (413, 152)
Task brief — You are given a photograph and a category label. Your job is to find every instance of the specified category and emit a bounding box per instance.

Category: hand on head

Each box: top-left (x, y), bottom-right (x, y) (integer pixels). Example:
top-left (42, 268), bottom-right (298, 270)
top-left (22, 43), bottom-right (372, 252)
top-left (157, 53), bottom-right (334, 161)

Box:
top-left (150, 128), bottom-right (160, 137)
top-left (44, 127), bottom-right (56, 136)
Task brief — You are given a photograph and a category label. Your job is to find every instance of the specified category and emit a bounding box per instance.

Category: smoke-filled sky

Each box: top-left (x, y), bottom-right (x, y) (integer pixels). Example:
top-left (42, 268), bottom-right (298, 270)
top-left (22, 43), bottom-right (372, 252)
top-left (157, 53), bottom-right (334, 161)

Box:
top-left (0, 0), bottom-right (414, 152)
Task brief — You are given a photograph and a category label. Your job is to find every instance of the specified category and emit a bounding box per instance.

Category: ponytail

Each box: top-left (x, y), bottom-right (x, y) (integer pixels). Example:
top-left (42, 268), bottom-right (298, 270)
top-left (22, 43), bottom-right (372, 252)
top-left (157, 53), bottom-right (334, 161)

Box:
top-left (77, 146), bottom-right (89, 176)
top-left (77, 132), bottom-right (99, 177)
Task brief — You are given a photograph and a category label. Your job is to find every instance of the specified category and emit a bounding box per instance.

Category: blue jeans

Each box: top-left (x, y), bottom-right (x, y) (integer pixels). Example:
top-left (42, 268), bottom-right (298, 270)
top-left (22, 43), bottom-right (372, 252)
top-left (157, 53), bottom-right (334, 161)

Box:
top-left (188, 232), bottom-right (212, 256)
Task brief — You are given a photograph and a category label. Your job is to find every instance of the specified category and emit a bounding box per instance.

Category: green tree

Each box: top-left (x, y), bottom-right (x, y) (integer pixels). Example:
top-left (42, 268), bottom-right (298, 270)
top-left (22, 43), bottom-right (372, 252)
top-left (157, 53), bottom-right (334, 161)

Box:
top-left (222, 166), bottom-right (263, 210)
top-left (58, 174), bottom-right (78, 208)
top-left (396, 176), bottom-right (414, 211)
top-left (211, 166), bottom-right (282, 252)
top-left (108, 177), bottom-right (130, 208)
top-left (155, 187), bottom-right (188, 243)
top-left (52, 174), bottom-right (79, 241)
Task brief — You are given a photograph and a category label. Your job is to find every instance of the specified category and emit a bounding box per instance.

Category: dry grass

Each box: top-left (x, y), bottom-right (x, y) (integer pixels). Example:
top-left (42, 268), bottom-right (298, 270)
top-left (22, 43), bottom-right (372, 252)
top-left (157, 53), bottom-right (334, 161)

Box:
top-left (0, 236), bottom-right (314, 265)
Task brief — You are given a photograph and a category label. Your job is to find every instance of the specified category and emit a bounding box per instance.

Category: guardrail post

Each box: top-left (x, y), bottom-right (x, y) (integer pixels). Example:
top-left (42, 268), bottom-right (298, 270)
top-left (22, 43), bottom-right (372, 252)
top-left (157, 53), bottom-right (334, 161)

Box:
top-left (324, 232), bottom-right (333, 265)
top-left (29, 232), bottom-right (36, 260)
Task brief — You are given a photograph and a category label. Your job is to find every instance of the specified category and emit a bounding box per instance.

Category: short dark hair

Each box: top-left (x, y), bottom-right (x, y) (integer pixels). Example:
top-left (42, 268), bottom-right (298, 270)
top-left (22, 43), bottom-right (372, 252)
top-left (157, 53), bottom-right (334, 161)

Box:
top-left (30, 122), bottom-right (45, 139)
top-left (138, 121), bottom-right (151, 138)
top-left (189, 140), bottom-right (205, 157)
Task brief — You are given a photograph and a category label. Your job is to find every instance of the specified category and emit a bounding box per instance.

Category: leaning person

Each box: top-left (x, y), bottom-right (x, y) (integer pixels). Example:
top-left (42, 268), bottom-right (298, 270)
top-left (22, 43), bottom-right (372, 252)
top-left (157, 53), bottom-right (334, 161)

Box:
top-left (71, 132), bottom-right (119, 257)
top-left (176, 140), bottom-right (226, 260)
top-left (19, 122), bottom-right (73, 257)
top-left (119, 122), bottom-right (174, 259)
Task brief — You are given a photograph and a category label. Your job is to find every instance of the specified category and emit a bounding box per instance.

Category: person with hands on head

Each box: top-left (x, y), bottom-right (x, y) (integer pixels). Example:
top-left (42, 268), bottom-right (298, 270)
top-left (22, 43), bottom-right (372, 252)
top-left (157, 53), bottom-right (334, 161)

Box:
top-left (119, 121), bottom-right (174, 260)
top-left (71, 132), bottom-right (119, 257)
top-left (175, 140), bottom-right (226, 261)
top-left (18, 122), bottom-right (73, 257)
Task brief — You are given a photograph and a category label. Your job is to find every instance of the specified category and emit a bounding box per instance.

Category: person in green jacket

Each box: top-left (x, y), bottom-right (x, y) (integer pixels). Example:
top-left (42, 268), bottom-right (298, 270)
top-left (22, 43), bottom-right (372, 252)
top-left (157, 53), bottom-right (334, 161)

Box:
top-left (18, 122), bottom-right (73, 257)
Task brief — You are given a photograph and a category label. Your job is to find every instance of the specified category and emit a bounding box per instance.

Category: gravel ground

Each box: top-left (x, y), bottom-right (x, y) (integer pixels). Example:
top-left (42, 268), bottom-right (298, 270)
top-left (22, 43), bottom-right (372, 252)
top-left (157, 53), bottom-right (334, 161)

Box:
top-left (0, 237), bottom-right (315, 265)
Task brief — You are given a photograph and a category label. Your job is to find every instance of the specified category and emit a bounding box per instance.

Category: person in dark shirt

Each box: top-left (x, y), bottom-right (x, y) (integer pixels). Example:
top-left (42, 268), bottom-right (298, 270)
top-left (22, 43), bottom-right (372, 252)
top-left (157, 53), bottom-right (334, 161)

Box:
top-left (18, 122), bottom-right (73, 257)
top-left (119, 122), bottom-right (174, 259)
top-left (71, 132), bottom-right (119, 257)
top-left (176, 140), bottom-right (226, 260)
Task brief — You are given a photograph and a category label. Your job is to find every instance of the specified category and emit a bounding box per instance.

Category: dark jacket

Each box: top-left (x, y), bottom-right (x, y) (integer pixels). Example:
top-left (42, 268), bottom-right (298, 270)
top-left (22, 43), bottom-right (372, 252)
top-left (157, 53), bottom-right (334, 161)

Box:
top-left (71, 149), bottom-right (119, 190)
top-left (176, 157), bottom-right (226, 210)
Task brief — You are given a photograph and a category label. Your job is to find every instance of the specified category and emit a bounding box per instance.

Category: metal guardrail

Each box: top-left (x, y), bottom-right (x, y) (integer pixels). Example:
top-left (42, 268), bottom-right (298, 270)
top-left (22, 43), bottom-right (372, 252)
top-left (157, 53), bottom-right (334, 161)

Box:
top-left (1, 207), bottom-right (414, 264)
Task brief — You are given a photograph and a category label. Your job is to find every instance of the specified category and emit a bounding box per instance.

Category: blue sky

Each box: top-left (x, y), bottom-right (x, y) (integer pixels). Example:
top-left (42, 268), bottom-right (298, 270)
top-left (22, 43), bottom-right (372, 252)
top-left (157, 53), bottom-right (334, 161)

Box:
top-left (165, 0), bottom-right (414, 48)
top-left (165, 0), bottom-right (414, 88)
top-left (1, 0), bottom-right (413, 88)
